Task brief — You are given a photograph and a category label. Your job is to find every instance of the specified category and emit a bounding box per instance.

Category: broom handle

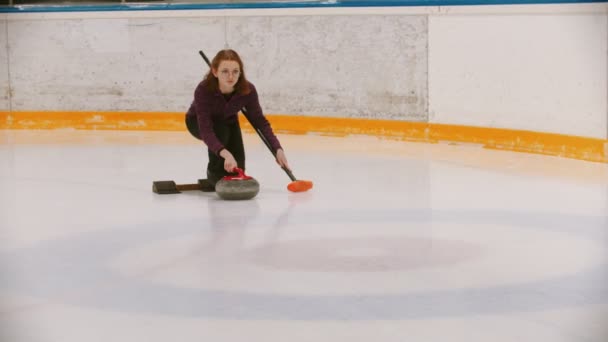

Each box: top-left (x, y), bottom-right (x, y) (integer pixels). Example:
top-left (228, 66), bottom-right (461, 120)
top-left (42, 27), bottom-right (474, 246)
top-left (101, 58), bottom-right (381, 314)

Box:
top-left (198, 50), bottom-right (297, 182)
top-left (176, 183), bottom-right (203, 191)
top-left (254, 127), bottom-right (298, 182)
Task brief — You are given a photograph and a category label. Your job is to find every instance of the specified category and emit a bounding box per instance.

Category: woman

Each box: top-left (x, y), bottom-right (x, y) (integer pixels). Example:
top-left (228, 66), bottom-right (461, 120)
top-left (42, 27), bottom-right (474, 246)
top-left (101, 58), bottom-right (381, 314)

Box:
top-left (185, 49), bottom-right (290, 190)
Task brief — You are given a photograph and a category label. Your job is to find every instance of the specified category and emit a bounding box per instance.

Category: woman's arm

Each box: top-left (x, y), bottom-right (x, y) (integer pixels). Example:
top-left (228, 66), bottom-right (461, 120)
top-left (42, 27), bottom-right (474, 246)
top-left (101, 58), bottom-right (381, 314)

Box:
top-left (193, 85), bottom-right (225, 155)
top-left (243, 83), bottom-right (283, 153)
top-left (243, 83), bottom-right (289, 170)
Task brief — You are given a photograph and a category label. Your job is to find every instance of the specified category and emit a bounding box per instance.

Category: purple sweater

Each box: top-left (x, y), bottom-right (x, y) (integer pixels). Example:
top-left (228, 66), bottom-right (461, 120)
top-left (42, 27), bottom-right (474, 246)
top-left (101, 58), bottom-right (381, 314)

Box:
top-left (186, 80), bottom-right (282, 155)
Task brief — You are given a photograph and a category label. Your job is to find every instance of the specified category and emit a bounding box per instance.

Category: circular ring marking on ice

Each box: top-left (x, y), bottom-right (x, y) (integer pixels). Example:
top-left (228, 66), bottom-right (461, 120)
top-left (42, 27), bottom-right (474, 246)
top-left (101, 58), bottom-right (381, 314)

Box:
top-left (0, 209), bottom-right (607, 320)
top-left (108, 220), bottom-right (603, 296)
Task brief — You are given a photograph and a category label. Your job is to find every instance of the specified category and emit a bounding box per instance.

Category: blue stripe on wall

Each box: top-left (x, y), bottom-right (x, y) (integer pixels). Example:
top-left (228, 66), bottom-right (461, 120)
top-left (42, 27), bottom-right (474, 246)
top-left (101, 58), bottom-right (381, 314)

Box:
top-left (1, 0), bottom-right (607, 13)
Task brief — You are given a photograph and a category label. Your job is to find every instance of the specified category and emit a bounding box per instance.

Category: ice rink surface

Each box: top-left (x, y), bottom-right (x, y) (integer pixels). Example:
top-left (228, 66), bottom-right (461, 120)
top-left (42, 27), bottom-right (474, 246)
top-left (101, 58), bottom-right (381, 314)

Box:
top-left (1, 129), bottom-right (607, 341)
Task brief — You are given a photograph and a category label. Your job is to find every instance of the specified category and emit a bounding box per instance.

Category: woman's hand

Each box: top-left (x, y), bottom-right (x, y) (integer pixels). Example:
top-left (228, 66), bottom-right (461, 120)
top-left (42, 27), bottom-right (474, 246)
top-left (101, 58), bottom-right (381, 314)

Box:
top-left (275, 148), bottom-right (290, 170)
top-left (219, 149), bottom-right (237, 172)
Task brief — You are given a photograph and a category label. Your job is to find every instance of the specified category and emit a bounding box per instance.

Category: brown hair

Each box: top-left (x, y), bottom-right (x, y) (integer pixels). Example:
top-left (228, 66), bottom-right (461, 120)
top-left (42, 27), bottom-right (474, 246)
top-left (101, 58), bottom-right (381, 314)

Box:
top-left (203, 49), bottom-right (250, 95)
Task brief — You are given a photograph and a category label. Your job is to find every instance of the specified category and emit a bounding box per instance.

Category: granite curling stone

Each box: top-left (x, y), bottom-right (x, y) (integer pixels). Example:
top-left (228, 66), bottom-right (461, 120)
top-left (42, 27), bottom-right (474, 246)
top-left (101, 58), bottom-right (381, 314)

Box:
top-left (215, 167), bottom-right (260, 200)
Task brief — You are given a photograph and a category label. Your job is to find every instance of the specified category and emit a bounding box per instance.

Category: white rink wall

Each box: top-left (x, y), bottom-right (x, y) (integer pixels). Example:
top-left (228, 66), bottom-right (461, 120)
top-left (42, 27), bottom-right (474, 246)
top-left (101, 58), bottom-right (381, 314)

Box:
top-left (428, 9), bottom-right (607, 138)
top-left (0, 3), bottom-right (606, 139)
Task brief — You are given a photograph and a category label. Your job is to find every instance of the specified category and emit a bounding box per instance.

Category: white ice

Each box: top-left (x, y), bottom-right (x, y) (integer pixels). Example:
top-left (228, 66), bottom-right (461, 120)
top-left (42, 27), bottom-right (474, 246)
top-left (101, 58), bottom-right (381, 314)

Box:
top-left (1, 129), bottom-right (607, 342)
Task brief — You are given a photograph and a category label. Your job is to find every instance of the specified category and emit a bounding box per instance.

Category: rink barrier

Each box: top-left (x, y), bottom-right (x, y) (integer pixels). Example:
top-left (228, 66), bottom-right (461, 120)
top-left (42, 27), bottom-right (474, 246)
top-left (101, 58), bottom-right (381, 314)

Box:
top-left (1, 0), bottom-right (606, 12)
top-left (1, 110), bottom-right (606, 163)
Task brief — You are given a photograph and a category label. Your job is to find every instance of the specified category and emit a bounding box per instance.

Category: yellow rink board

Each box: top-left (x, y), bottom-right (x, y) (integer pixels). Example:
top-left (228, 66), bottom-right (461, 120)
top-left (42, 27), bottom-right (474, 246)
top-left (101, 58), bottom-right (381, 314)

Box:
top-left (1, 111), bottom-right (606, 164)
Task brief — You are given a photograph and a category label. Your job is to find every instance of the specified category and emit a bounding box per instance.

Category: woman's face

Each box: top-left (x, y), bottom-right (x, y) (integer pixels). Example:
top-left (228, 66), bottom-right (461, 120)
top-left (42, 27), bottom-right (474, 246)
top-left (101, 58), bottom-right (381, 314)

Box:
top-left (213, 60), bottom-right (241, 92)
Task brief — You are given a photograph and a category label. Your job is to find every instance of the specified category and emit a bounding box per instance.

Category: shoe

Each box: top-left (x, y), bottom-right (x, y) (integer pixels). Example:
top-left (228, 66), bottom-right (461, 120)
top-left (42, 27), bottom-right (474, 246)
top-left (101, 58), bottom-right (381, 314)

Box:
top-left (198, 179), bottom-right (215, 192)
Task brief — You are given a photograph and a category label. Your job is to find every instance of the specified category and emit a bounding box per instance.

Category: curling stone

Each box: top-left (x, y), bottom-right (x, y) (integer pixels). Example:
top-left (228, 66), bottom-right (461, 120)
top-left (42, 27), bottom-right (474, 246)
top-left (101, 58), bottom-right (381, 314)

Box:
top-left (215, 167), bottom-right (260, 200)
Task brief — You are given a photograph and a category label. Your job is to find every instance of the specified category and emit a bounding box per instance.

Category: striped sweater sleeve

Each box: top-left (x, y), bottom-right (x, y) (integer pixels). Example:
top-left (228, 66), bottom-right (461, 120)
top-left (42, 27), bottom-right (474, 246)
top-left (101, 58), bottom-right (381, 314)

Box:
top-left (243, 83), bottom-right (282, 153)
top-left (193, 84), bottom-right (225, 155)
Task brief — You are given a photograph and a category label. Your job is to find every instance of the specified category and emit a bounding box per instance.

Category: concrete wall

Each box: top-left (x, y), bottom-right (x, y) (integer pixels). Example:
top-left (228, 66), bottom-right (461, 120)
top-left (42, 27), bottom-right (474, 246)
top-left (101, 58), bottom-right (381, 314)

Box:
top-left (2, 4), bottom-right (607, 139)
top-left (7, 17), bottom-right (224, 112)
top-left (3, 13), bottom-right (428, 121)
top-left (228, 16), bottom-right (428, 120)
top-left (0, 16), bottom-right (8, 112)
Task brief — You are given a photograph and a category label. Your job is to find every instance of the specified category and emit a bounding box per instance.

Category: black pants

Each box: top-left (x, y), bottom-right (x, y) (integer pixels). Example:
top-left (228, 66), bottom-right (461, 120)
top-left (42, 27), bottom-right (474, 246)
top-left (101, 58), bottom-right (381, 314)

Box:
top-left (185, 115), bottom-right (245, 185)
